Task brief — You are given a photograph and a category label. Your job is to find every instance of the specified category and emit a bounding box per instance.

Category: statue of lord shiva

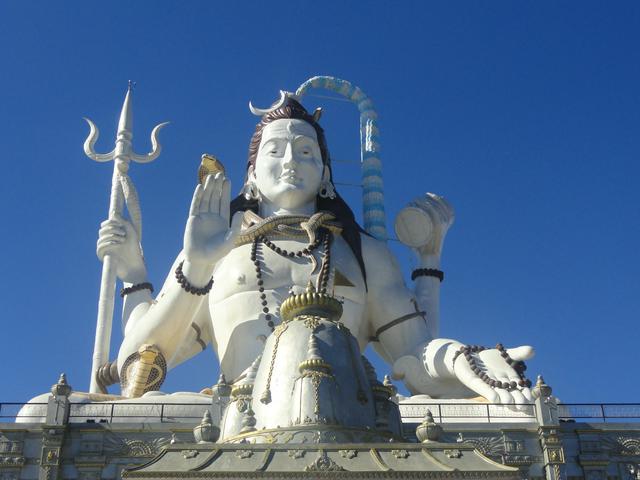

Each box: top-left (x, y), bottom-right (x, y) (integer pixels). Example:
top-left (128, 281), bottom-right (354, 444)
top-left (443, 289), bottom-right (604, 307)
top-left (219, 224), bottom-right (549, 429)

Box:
top-left (96, 92), bottom-right (535, 405)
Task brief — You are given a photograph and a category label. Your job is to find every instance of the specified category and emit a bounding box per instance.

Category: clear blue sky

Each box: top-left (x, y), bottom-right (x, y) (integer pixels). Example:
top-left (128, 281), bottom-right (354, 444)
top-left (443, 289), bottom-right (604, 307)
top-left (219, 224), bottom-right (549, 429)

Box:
top-left (0, 1), bottom-right (638, 403)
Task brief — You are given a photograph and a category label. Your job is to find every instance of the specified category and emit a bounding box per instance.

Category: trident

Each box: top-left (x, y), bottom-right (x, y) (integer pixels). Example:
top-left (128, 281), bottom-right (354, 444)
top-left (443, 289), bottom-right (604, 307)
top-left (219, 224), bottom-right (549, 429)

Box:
top-left (83, 81), bottom-right (168, 394)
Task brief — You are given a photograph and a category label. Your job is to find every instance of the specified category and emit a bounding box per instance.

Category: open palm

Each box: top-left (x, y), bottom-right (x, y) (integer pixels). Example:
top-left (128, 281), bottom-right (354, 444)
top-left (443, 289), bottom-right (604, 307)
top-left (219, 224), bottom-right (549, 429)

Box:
top-left (184, 173), bottom-right (241, 266)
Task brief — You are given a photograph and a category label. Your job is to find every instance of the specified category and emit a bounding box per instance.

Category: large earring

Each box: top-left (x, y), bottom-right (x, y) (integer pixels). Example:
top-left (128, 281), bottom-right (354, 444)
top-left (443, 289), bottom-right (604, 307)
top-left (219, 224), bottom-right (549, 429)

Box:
top-left (318, 166), bottom-right (336, 199)
top-left (243, 168), bottom-right (262, 201)
top-left (243, 180), bottom-right (261, 201)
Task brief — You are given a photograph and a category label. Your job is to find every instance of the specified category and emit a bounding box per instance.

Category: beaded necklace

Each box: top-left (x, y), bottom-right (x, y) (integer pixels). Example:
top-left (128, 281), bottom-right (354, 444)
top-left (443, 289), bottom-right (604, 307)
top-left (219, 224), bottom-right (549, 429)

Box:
top-left (250, 228), bottom-right (333, 332)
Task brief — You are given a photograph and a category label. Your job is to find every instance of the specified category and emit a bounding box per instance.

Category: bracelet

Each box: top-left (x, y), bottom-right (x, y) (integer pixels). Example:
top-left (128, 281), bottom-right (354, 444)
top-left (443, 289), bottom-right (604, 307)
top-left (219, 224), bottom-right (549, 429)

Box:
top-left (175, 261), bottom-right (213, 296)
top-left (452, 343), bottom-right (532, 391)
top-left (120, 282), bottom-right (154, 298)
top-left (411, 268), bottom-right (444, 282)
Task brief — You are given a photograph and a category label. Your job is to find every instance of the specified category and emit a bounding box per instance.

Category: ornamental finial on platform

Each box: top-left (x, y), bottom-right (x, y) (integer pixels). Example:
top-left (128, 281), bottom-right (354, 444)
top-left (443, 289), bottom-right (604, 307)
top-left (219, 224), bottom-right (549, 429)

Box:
top-left (51, 373), bottom-right (72, 398)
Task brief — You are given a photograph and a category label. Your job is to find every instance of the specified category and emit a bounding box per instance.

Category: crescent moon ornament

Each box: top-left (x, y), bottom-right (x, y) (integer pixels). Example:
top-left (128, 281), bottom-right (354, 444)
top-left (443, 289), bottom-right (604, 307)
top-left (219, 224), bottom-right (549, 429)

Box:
top-left (249, 90), bottom-right (302, 116)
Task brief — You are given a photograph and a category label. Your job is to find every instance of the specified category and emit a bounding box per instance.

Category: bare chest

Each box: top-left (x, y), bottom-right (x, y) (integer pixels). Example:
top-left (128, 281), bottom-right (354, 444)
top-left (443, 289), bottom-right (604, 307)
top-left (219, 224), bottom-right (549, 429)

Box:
top-left (209, 236), bottom-right (366, 304)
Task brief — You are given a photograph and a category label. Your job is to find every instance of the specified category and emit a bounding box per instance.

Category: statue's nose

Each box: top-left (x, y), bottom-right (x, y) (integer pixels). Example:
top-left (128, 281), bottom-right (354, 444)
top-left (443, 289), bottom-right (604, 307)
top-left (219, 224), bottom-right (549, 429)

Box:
top-left (282, 143), bottom-right (296, 167)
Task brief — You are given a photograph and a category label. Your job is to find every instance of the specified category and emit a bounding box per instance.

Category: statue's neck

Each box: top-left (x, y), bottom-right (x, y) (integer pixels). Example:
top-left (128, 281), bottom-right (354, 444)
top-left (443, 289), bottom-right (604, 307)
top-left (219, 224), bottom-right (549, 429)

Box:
top-left (259, 198), bottom-right (317, 217)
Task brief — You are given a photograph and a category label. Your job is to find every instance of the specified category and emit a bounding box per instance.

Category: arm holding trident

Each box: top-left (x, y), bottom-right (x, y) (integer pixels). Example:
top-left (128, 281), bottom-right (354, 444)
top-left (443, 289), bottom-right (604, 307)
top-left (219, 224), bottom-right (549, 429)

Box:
top-left (84, 81), bottom-right (168, 394)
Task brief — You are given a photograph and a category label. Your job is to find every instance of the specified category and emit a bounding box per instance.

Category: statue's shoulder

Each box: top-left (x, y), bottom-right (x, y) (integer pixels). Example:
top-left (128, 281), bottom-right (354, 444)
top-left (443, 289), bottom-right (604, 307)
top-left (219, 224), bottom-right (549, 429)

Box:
top-left (359, 234), bottom-right (400, 271)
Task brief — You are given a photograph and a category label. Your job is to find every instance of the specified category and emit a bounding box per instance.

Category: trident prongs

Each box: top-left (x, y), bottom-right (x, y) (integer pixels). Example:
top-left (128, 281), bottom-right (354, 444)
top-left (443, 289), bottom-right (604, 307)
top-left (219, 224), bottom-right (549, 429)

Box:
top-left (83, 117), bottom-right (169, 165)
top-left (130, 122), bottom-right (170, 163)
top-left (82, 117), bottom-right (115, 162)
top-left (83, 84), bottom-right (169, 168)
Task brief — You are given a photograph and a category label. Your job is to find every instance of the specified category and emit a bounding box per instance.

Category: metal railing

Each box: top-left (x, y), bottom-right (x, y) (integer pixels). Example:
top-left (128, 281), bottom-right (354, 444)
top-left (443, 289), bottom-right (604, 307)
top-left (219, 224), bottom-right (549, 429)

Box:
top-left (0, 402), bottom-right (47, 420)
top-left (0, 402), bottom-right (211, 423)
top-left (3, 401), bottom-right (640, 424)
top-left (398, 402), bottom-right (537, 423)
top-left (68, 402), bottom-right (212, 423)
top-left (558, 403), bottom-right (640, 422)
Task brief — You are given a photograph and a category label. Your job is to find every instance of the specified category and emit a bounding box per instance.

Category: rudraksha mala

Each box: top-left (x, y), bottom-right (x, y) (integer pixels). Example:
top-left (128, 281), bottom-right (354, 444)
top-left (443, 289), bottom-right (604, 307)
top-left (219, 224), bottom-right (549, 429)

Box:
top-left (452, 343), bottom-right (532, 391)
top-left (175, 261), bottom-right (213, 296)
top-left (411, 268), bottom-right (444, 282)
top-left (120, 282), bottom-right (154, 298)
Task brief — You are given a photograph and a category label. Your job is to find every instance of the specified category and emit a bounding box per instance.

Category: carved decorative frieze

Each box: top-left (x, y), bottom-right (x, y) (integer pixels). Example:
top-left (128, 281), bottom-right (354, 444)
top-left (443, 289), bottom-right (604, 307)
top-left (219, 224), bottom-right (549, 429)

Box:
top-left (604, 435), bottom-right (640, 456)
top-left (0, 455), bottom-right (25, 467)
top-left (0, 436), bottom-right (25, 469)
top-left (235, 449), bottom-right (253, 459)
top-left (104, 435), bottom-right (171, 458)
top-left (457, 433), bottom-right (505, 458)
top-left (0, 439), bottom-right (22, 455)
top-left (287, 449), bottom-right (305, 459)
top-left (391, 449), bottom-right (410, 459)
top-left (444, 449), bottom-right (462, 458)
top-left (339, 449), bottom-right (357, 459)
top-left (304, 451), bottom-right (345, 472)
top-left (181, 450), bottom-right (198, 459)
top-left (501, 454), bottom-right (541, 466)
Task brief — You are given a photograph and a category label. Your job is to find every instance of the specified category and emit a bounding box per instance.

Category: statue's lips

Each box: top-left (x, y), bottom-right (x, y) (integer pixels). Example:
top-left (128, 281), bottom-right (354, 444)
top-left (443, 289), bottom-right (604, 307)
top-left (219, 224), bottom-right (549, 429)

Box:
top-left (279, 172), bottom-right (302, 184)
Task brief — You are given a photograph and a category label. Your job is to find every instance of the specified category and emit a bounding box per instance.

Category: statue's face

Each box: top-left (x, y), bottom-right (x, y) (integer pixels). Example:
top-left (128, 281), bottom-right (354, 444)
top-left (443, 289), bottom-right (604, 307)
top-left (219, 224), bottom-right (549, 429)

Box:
top-left (254, 119), bottom-right (324, 209)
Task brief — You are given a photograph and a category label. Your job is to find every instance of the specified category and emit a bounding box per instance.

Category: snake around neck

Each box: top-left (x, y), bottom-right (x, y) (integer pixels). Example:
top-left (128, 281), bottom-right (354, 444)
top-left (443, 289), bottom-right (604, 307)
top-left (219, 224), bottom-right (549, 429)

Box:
top-left (236, 210), bottom-right (342, 246)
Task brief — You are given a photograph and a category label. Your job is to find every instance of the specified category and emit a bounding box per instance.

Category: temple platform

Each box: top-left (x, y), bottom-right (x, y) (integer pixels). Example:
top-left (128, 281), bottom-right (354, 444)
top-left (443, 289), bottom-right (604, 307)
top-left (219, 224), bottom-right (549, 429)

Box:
top-left (3, 392), bottom-right (640, 479)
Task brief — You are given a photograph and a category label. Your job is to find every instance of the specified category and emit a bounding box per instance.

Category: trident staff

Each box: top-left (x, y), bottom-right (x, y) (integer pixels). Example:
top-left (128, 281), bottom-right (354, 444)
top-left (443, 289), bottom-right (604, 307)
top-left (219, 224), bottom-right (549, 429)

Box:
top-left (83, 82), bottom-right (168, 393)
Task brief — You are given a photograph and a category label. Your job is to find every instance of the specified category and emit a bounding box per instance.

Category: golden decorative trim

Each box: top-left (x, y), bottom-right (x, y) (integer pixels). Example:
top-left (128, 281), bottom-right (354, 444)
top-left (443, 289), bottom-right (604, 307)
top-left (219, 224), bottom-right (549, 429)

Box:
top-left (280, 282), bottom-right (343, 323)
top-left (372, 385), bottom-right (394, 397)
top-left (298, 358), bottom-right (332, 373)
top-left (230, 384), bottom-right (253, 398)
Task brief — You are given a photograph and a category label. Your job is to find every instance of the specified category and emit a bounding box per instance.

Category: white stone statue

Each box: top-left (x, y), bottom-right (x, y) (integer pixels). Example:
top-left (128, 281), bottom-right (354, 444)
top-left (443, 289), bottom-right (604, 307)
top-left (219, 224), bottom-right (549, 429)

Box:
top-left (98, 93), bottom-right (534, 404)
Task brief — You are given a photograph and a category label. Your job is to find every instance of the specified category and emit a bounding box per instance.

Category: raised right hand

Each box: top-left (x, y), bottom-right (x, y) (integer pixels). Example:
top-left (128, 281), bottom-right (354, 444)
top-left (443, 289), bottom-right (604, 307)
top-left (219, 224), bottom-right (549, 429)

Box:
top-left (184, 172), bottom-right (242, 266)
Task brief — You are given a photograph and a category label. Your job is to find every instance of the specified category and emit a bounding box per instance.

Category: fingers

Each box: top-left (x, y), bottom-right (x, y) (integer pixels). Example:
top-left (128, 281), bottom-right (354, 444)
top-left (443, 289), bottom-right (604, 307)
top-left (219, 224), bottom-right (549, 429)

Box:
top-left (507, 345), bottom-right (535, 361)
top-left (200, 173), bottom-right (226, 215)
top-left (509, 388), bottom-right (527, 405)
top-left (98, 217), bottom-right (127, 261)
top-left (220, 178), bottom-right (231, 222)
top-left (189, 184), bottom-right (204, 217)
top-left (97, 235), bottom-right (124, 260)
top-left (496, 387), bottom-right (513, 404)
top-left (100, 215), bottom-right (126, 230)
top-left (189, 172), bottom-right (231, 220)
top-left (427, 193), bottom-right (454, 219)
top-left (199, 175), bottom-right (214, 213)
top-left (463, 376), bottom-right (500, 403)
top-left (415, 193), bottom-right (455, 228)
top-left (99, 224), bottom-right (125, 238)
top-left (521, 387), bottom-right (534, 402)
